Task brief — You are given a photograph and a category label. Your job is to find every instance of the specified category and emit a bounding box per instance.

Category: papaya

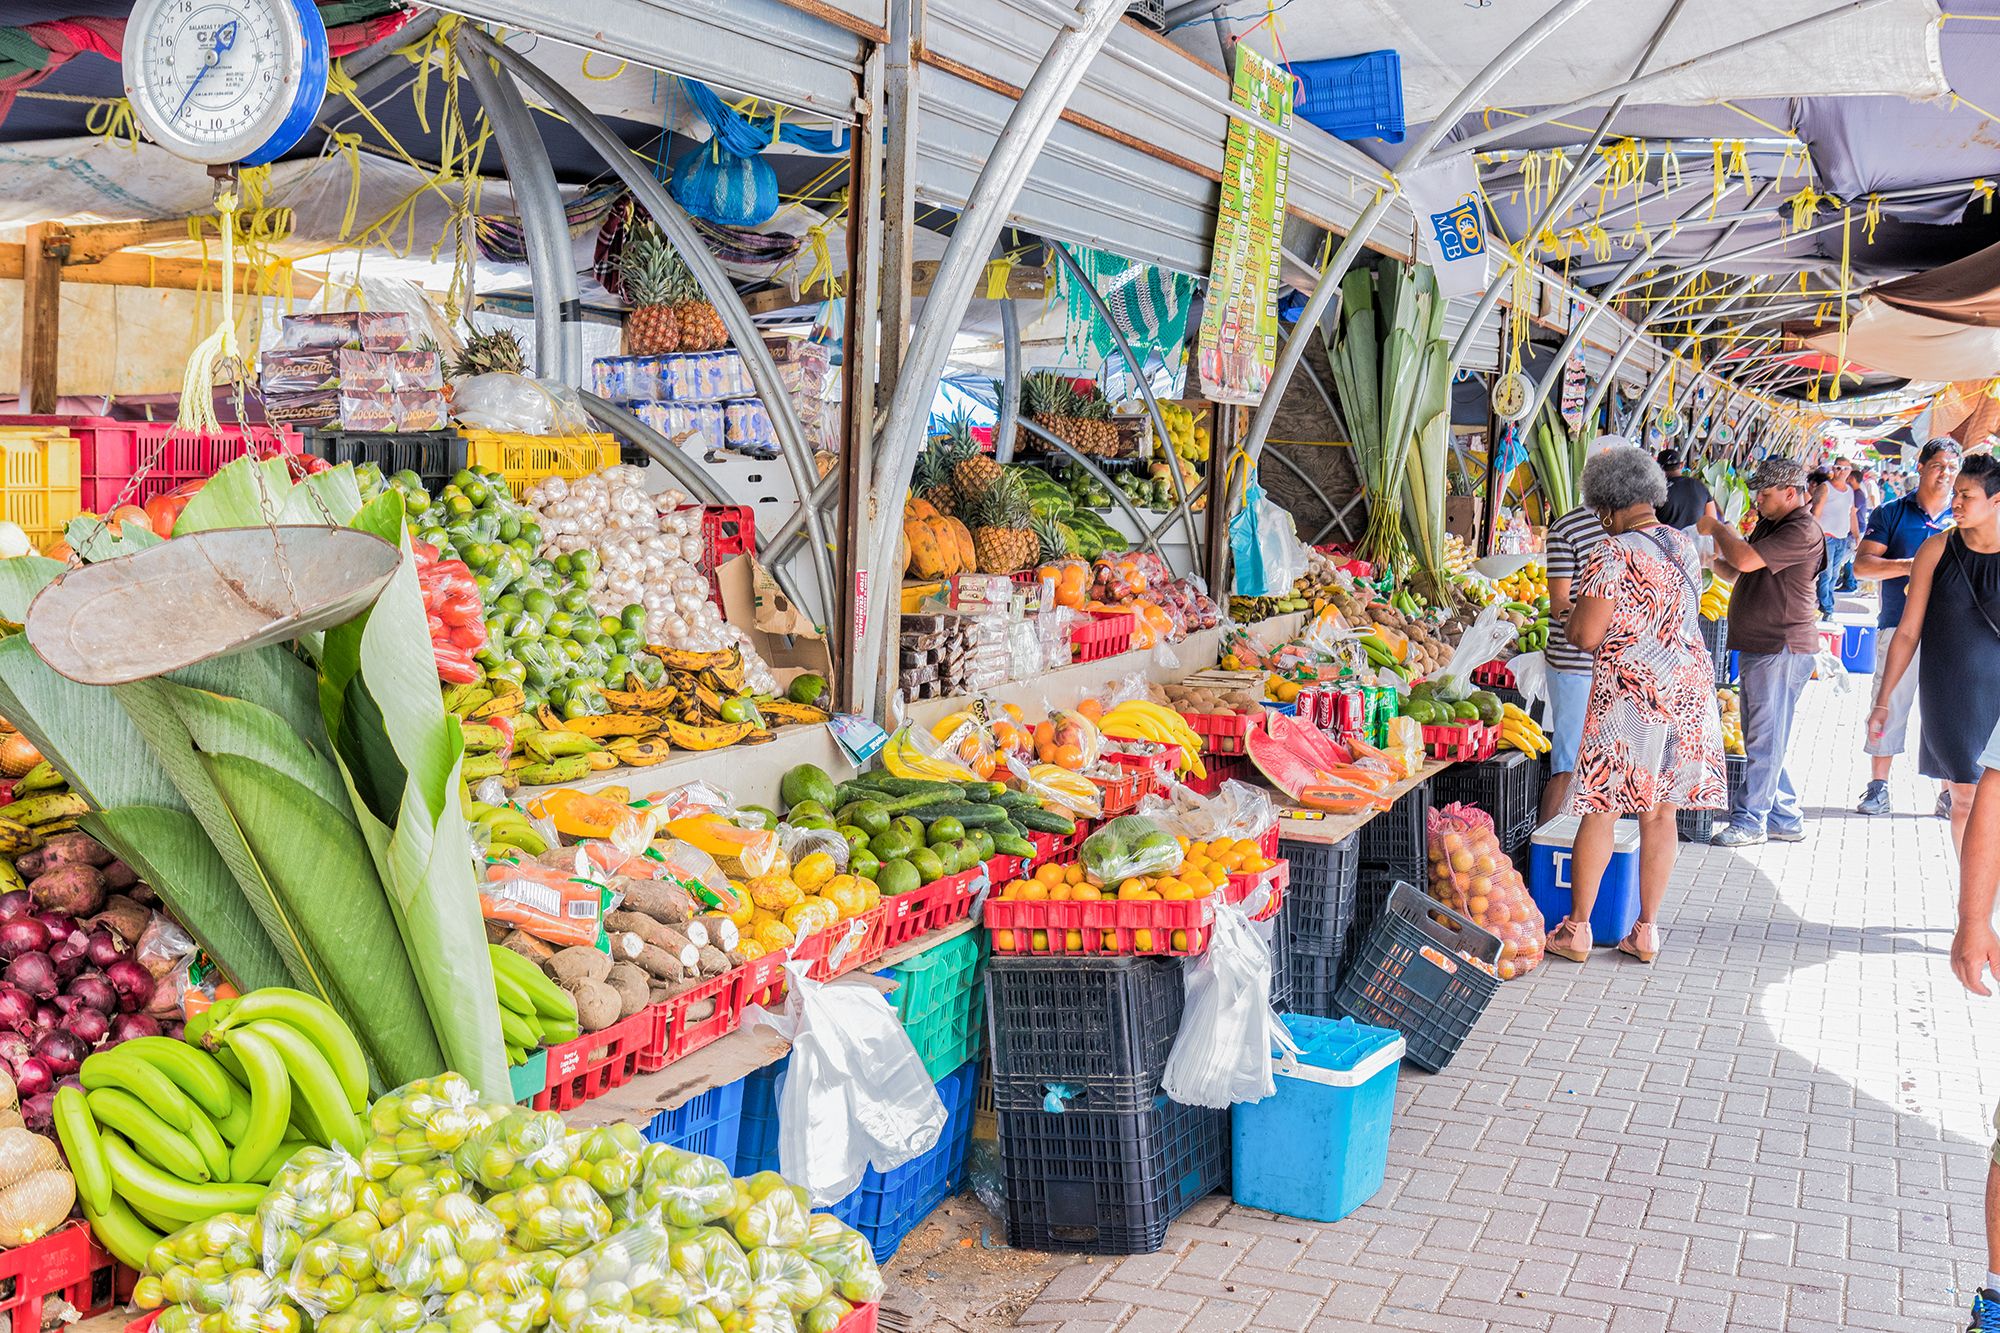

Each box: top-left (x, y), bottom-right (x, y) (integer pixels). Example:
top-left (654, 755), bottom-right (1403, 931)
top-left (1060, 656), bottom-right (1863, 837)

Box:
top-left (905, 496), bottom-right (940, 521)
top-left (906, 518), bottom-right (949, 578)
top-left (943, 517), bottom-right (976, 572)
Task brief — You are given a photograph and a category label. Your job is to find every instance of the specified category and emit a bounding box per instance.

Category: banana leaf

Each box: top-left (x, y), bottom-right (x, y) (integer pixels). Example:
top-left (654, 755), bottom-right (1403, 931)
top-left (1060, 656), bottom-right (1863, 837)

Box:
top-left (319, 493), bottom-right (508, 1098)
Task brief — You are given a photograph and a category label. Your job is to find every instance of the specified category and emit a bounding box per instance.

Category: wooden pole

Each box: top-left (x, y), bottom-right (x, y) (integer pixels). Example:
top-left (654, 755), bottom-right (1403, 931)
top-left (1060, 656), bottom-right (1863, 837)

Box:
top-left (19, 224), bottom-right (64, 414)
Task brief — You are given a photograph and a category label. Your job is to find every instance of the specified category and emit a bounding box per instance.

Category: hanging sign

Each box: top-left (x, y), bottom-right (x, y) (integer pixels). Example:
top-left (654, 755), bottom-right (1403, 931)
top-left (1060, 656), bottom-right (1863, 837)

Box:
top-left (1196, 46), bottom-right (1292, 406)
top-left (1403, 152), bottom-right (1490, 300)
top-left (1560, 355), bottom-right (1587, 433)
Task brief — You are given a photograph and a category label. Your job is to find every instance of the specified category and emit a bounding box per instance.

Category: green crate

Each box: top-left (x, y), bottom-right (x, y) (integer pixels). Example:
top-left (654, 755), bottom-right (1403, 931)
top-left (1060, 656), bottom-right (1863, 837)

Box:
top-left (880, 931), bottom-right (986, 1082)
top-left (510, 1049), bottom-right (547, 1104)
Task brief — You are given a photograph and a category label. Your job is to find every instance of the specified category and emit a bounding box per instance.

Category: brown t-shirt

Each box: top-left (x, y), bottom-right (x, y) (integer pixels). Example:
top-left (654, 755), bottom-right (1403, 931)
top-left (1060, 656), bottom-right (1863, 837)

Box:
top-left (1727, 505), bottom-right (1827, 654)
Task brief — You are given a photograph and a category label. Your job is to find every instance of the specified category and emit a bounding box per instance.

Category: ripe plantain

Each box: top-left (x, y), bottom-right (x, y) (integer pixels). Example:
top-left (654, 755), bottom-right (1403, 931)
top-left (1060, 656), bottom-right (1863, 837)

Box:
top-left (552, 713), bottom-right (662, 739)
top-left (658, 718), bottom-right (759, 751)
top-left (756, 699), bottom-right (832, 727)
top-left (606, 737), bottom-right (673, 765)
top-left (7, 791), bottom-right (87, 826)
top-left (525, 730), bottom-right (601, 762)
top-left (468, 683), bottom-right (526, 720)
top-left (514, 756), bottom-right (592, 785)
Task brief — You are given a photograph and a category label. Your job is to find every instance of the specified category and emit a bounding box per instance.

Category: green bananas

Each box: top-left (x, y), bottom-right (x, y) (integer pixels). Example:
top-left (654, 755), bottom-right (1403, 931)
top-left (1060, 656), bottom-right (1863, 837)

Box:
top-left (489, 944), bottom-right (580, 1064)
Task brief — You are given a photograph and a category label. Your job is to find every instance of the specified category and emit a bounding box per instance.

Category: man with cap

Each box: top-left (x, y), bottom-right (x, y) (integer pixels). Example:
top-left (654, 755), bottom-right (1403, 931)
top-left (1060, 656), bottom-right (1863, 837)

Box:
top-left (1655, 448), bottom-right (1718, 530)
top-left (1698, 457), bottom-right (1827, 846)
top-left (1854, 437), bottom-right (1960, 816)
top-left (1538, 434), bottom-right (1627, 822)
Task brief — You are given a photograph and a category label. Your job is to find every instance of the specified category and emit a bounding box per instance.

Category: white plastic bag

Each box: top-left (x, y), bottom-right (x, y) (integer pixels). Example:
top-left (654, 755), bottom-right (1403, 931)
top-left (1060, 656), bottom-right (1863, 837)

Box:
top-left (752, 964), bottom-right (946, 1205)
top-left (1430, 605), bottom-right (1518, 701)
top-left (452, 372), bottom-right (594, 434)
top-left (1161, 903), bottom-right (1294, 1108)
top-left (1135, 778), bottom-right (1276, 844)
top-left (1509, 649), bottom-right (1549, 706)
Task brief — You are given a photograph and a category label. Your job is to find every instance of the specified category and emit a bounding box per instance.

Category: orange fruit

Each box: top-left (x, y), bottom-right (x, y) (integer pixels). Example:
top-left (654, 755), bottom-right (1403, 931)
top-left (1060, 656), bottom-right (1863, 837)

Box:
top-left (1021, 882), bottom-right (1050, 901)
top-left (1031, 929), bottom-right (1049, 951)
top-left (1051, 883), bottom-right (1072, 902)
top-left (1035, 862), bottom-right (1066, 885)
top-left (1075, 697), bottom-right (1103, 722)
top-left (1054, 743), bottom-right (1084, 770)
top-left (1102, 930), bottom-right (1119, 949)
top-left (1232, 838), bottom-right (1259, 858)
top-left (1160, 881), bottom-right (1195, 902)
top-left (1170, 929), bottom-right (1189, 950)
top-left (1064, 929), bottom-right (1084, 951)
top-left (1066, 864), bottom-right (1086, 885)
top-left (1132, 928), bottom-right (1154, 950)
top-left (1073, 884), bottom-right (1103, 901)
top-left (996, 929), bottom-right (1017, 951)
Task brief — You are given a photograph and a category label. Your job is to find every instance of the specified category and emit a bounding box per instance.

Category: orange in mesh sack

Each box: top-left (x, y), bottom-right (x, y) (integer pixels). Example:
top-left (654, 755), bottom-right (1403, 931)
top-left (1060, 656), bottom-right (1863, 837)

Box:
top-left (1426, 801), bottom-right (1544, 980)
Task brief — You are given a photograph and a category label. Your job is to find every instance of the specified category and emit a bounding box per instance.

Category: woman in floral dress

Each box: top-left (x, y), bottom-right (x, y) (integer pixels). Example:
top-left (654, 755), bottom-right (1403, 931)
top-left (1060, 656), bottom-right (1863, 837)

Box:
top-left (1545, 446), bottom-right (1726, 965)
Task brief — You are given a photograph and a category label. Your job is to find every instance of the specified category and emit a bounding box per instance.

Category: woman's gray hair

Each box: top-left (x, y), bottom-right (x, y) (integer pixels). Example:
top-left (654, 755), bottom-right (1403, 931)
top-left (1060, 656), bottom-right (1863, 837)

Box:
top-left (1579, 446), bottom-right (1669, 512)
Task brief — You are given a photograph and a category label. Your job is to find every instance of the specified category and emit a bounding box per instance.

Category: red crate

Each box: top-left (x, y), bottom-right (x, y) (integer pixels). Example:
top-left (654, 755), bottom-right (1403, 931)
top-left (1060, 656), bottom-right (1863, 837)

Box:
top-left (1102, 742), bottom-right (1180, 792)
top-left (1179, 710), bottom-right (1257, 755)
top-left (1422, 721), bottom-right (1498, 762)
top-left (1089, 767), bottom-right (1148, 817)
top-left (836, 1304), bottom-right (879, 1333)
top-left (1070, 611), bottom-right (1133, 663)
top-left (532, 1008), bottom-right (653, 1111)
top-left (0, 416), bottom-right (302, 511)
top-left (792, 904), bottom-right (888, 983)
top-left (0, 1224), bottom-right (119, 1333)
top-left (657, 970), bottom-right (744, 1068)
top-left (1183, 752), bottom-right (1251, 796)
top-left (736, 950), bottom-right (790, 1011)
top-left (1224, 860), bottom-right (1289, 920)
top-left (1472, 659), bottom-right (1516, 690)
top-left (1257, 825), bottom-right (1279, 859)
top-left (1025, 823), bottom-right (1088, 867)
top-left (985, 895), bottom-right (1220, 957)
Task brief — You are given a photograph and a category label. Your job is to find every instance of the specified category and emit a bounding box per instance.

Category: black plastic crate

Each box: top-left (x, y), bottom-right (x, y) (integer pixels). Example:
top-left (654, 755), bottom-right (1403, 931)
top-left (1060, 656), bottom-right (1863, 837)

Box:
top-left (1345, 866), bottom-right (1413, 964)
top-left (1432, 752), bottom-right (1536, 849)
top-left (1288, 945), bottom-right (1342, 1018)
top-left (1701, 615), bottom-right (1734, 685)
top-left (986, 956), bottom-right (1183, 1113)
top-left (1359, 779), bottom-right (1430, 873)
top-left (1262, 915), bottom-right (1293, 1014)
top-left (303, 429), bottom-right (466, 494)
top-left (1335, 883), bottom-right (1501, 1073)
top-left (1676, 807), bottom-right (1715, 843)
top-left (1725, 754), bottom-right (1748, 815)
top-left (1278, 833), bottom-right (1359, 952)
top-left (999, 1094), bottom-right (1229, 1255)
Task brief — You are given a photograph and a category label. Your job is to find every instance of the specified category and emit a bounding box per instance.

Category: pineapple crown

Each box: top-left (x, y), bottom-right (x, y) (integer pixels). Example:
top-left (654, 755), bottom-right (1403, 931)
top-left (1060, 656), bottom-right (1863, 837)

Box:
top-left (968, 469), bottom-right (1031, 528)
top-left (449, 326), bottom-right (528, 379)
top-left (619, 223), bottom-right (698, 306)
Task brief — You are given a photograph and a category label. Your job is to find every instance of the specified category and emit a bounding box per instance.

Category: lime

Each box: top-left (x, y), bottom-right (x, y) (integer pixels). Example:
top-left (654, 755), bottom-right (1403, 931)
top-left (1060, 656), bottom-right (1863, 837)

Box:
top-left (927, 816), bottom-right (965, 845)
top-left (909, 847), bottom-right (945, 883)
top-left (598, 615), bottom-right (623, 637)
top-left (787, 674), bottom-right (828, 706)
top-left (877, 859), bottom-right (920, 898)
top-left (546, 612), bottom-right (575, 639)
top-left (499, 515), bottom-right (521, 543)
top-left (605, 653), bottom-right (631, 681)
top-left (452, 469), bottom-right (477, 490)
top-left (464, 480), bottom-right (491, 508)
top-left (559, 588), bottom-right (592, 616)
top-left (620, 605), bottom-right (649, 634)
top-left (496, 593), bottom-right (525, 616)
top-left (720, 697), bottom-right (754, 723)
top-left (520, 521), bottom-right (542, 547)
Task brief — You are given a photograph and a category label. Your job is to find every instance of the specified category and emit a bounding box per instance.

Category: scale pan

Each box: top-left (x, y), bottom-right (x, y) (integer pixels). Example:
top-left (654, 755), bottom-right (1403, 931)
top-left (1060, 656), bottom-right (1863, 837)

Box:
top-left (23, 526), bottom-right (401, 686)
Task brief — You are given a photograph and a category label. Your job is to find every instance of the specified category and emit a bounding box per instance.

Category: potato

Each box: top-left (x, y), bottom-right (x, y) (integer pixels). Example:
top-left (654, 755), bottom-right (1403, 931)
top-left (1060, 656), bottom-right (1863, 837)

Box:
top-left (604, 963), bottom-right (651, 1018)
top-left (546, 946), bottom-right (612, 988)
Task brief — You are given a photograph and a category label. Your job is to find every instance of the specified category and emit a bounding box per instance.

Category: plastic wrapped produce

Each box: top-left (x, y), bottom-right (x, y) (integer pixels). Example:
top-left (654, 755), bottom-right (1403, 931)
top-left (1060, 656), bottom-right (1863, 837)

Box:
top-left (634, 1144), bottom-right (736, 1228)
top-left (1426, 803), bottom-right (1544, 980)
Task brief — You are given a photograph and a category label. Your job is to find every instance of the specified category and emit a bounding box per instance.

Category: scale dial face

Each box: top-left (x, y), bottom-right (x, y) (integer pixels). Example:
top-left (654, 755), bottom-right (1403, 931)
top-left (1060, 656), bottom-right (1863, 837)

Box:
top-left (1491, 372), bottom-right (1534, 424)
top-left (123, 0), bottom-right (328, 167)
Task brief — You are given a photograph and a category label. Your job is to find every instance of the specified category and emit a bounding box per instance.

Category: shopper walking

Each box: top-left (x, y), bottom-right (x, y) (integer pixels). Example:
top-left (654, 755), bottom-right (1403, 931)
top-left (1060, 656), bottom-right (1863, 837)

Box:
top-left (1545, 448), bottom-right (1724, 965)
top-left (1539, 439), bottom-right (1623, 822)
top-left (1868, 453), bottom-right (2000, 855)
top-left (1814, 457), bottom-right (1861, 617)
top-left (1943, 718), bottom-right (2000, 1332)
top-left (1855, 437), bottom-right (1958, 816)
top-left (1654, 449), bottom-right (1718, 530)
top-left (1698, 458), bottom-right (1826, 847)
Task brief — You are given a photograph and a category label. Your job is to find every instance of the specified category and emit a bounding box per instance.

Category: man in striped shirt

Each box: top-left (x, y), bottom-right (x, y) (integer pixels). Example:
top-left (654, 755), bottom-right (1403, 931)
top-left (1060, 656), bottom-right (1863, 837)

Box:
top-left (1540, 501), bottom-right (1612, 821)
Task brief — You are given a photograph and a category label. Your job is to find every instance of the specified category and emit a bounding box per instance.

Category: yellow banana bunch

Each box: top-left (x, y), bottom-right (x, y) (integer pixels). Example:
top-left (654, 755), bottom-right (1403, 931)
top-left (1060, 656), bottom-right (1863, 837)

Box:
top-left (881, 725), bottom-right (977, 782)
top-left (1028, 764), bottom-right (1096, 803)
top-left (1499, 702), bottom-right (1550, 756)
top-left (1099, 701), bottom-right (1208, 780)
top-left (1699, 577), bottom-right (1733, 621)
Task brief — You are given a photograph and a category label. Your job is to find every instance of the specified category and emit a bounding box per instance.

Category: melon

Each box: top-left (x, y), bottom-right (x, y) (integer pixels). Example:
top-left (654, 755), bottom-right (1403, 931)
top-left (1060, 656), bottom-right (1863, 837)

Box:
top-left (1243, 715), bottom-right (1324, 800)
top-left (1265, 711), bottom-right (1351, 772)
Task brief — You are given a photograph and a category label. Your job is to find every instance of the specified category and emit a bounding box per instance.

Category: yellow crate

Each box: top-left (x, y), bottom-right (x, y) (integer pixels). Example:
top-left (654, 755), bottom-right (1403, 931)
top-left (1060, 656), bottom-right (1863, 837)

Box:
top-left (458, 429), bottom-right (620, 500)
top-left (0, 430), bottom-right (81, 552)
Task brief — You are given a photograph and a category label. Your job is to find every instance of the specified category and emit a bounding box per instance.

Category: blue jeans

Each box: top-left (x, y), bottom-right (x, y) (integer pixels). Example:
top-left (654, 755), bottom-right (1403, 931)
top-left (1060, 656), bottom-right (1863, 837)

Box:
top-left (1817, 536), bottom-right (1852, 616)
top-left (1733, 649), bottom-right (1816, 834)
top-left (1546, 667), bottom-right (1593, 776)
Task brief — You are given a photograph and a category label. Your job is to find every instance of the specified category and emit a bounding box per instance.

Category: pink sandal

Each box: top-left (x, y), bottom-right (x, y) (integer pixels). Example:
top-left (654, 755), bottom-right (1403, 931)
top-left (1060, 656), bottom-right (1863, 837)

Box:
top-left (1546, 916), bottom-right (1592, 963)
top-left (1617, 923), bottom-right (1660, 963)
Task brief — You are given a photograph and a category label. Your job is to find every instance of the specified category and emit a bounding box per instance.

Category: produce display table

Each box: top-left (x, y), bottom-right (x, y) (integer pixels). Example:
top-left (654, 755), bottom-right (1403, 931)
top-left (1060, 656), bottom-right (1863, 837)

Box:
top-left (1270, 759), bottom-right (1453, 846)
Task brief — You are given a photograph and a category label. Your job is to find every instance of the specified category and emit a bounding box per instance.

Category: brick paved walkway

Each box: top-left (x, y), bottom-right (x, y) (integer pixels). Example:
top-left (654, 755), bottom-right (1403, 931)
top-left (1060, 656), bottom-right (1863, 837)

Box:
top-left (1009, 673), bottom-right (1990, 1331)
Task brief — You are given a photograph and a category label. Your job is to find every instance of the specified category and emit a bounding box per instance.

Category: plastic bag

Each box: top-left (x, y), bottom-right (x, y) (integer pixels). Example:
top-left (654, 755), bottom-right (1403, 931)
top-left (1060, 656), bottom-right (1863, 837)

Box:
top-left (752, 964), bottom-right (946, 1206)
top-left (1426, 802), bottom-right (1543, 980)
top-left (1032, 706), bottom-right (1103, 771)
top-left (548, 1218), bottom-right (693, 1332)
top-left (359, 1075), bottom-right (504, 1183)
top-left (485, 1175), bottom-right (612, 1255)
top-left (1135, 779), bottom-right (1275, 844)
top-left (1430, 605), bottom-right (1518, 701)
top-left (136, 1213), bottom-right (261, 1312)
top-left (1813, 649), bottom-right (1851, 692)
top-left (799, 1214), bottom-right (884, 1305)
top-left (1508, 650), bottom-right (1549, 707)
top-left (1005, 754), bottom-right (1103, 820)
top-left (258, 1148), bottom-right (365, 1277)
top-left (1385, 715), bottom-right (1424, 775)
top-left (1079, 815), bottom-right (1184, 884)
top-left (1230, 481), bottom-right (1309, 597)
top-left (452, 373), bottom-right (594, 434)
top-left (285, 1210), bottom-right (383, 1318)
top-left (480, 851), bottom-right (605, 949)
top-left (723, 1172), bottom-right (811, 1250)
top-left (368, 1193), bottom-right (506, 1297)
top-left (634, 1143), bottom-right (737, 1227)
top-left (454, 1107), bottom-right (575, 1191)
top-left (669, 1225), bottom-right (753, 1317)
top-left (1162, 902), bottom-right (1292, 1108)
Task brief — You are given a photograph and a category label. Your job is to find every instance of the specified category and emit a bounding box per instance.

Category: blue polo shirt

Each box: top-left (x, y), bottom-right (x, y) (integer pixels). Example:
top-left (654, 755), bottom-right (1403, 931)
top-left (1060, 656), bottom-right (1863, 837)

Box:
top-left (1862, 492), bottom-right (1952, 628)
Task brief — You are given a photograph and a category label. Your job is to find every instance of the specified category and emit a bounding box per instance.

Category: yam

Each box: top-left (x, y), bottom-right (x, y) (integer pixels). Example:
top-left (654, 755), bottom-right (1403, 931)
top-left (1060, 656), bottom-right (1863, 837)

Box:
top-left (483, 919), bottom-right (512, 946)
top-left (607, 932), bottom-right (644, 962)
top-left (0, 1168), bottom-right (72, 1246)
top-left (696, 915), bottom-right (740, 951)
top-left (500, 930), bottom-right (555, 964)
top-left (648, 984), bottom-right (675, 1006)
top-left (694, 946), bottom-right (732, 978)
top-left (605, 910), bottom-right (681, 951)
top-left (91, 896), bottom-right (151, 948)
top-left (632, 943), bottom-right (688, 987)
top-left (604, 963), bottom-right (651, 1019)
top-left (563, 979), bottom-right (621, 1033)
top-left (546, 946), bottom-right (613, 987)
top-left (616, 880), bottom-right (693, 925)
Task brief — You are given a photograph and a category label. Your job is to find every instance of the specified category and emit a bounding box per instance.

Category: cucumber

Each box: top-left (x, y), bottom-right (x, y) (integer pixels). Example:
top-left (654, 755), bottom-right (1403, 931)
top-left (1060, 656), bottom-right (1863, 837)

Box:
top-left (959, 782), bottom-right (1007, 803)
top-left (994, 790), bottom-right (1043, 813)
top-left (1014, 807), bottom-right (1077, 835)
top-left (883, 790), bottom-right (963, 814)
top-left (854, 775), bottom-right (964, 798)
top-left (918, 802), bottom-right (1012, 828)
top-left (992, 833), bottom-right (1036, 859)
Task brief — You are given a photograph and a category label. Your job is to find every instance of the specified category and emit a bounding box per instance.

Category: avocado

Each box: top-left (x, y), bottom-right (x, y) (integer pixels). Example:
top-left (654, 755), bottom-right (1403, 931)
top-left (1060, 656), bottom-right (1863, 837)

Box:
top-left (876, 858), bottom-right (920, 897)
top-left (780, 763), bottom-right (838, 812)
top-left (787, 673), bottom-right (828, 706)
top-left (1468, 690), bottom-right (1504, 724)
top-left (1453, 700), bottom-right (1481, 722)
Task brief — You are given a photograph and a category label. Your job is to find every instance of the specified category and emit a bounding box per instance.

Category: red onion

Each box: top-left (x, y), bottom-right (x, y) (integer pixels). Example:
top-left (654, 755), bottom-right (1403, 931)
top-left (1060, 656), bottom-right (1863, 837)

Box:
top-left (35, 1030), bottom-right (84, 1076)
top-left (4, 953), bottom-right (57, 999)
top-left (48, 935), bottom-right (86, 984)
top-left (0, 919), bottom-right (49, 962)
top-left (0, 1032), bottom-right (31, 1071)
top-left (160, 1020), bottom-right (184, 1042)
top-left (0, 891), bottom-right (31, 921)
top-left (66, 1006), bottom-right (107, 1046)
top-left (0, 987), bottom-right (33, 1034)
top-left (81, 927), bottom-right (122, 970)
top-left (14, 1056), bottom-right (53, 1100)
top-left (31, 1003), bottom-right (59, 1032)
top-left (108, 1013), bottom-right (159, 1043)
top-left (20, 1090), bottom-right (52, 1134)
top-left (32, 911), bottom-right (73, 939)
top-left (65, 972), bottom-right (113, 1015)
top-left (104, 959), bottom-right (155, 1014)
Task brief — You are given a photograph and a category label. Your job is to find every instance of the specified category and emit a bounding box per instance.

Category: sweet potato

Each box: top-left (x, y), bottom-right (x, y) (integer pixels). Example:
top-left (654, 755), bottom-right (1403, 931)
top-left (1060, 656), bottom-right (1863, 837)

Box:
top-left (546, 946), bottom-right (612, 988)
top-left (100, 860), bottom-right (138, 891)
top-left (500, 930), bottom-right (554, 964)
top-left (14, 833), bottom-right (111, 879)
top-left (616, 880), bottom-right (692, 925)
top-left (29, 864), bottom-right (105, 916)
top-left (90, 896), bottom-right (151, 948)
top-left (604, 963), bottom-right (651, 1018)
top-left (483, 919), bottom-right (512, 946)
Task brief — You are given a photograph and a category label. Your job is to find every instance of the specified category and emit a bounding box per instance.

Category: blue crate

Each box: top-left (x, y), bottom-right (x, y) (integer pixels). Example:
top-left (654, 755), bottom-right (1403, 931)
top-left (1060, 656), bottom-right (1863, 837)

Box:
top-left (1293, 51), bottom-right (1404, 144)
top-left (640, 1076), bottom-right (744, 1163)
top-left (1232, 1014), bottom-right (1403, 1222)
top-left (739, 1056), bottom-right (981, 1261)
top-left (1841, 624), bottom-right (1877, 674)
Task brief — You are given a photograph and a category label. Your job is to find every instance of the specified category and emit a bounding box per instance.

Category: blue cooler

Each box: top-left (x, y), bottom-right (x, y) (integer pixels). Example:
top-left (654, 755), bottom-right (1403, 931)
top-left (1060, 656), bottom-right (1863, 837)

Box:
top-left (1528, 815), bottom-right (1640, 943)
top-left (1231, 1014), bottom-right (1403, 1222)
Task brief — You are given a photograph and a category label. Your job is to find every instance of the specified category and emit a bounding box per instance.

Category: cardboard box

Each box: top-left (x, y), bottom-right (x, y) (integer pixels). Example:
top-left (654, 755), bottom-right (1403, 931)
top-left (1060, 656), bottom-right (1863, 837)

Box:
top-left (1446, 496), bottom-right (1481, 543)
top-left (715, 553), bottom-right (832, 693)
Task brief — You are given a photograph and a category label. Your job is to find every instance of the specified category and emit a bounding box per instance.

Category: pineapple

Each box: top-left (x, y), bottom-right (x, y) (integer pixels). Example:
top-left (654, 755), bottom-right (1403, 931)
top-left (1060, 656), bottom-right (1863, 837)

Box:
top-left (969, 472), bottom-right (1038, 573)
top-left (449, 327), bottom-right (527, 379)
top-left (619, 224), bottom-right (684, 355)
top-left (941, 413), bottom-right (1001, 505)
top-left (1024, 371), bottom-right (1121, 456)
top-left (667, 252), bottom-right (729, 351)
top-left (1031, 511), bottom-right (1071, 564)
top-left (912, 437), bottom-right (959, 518)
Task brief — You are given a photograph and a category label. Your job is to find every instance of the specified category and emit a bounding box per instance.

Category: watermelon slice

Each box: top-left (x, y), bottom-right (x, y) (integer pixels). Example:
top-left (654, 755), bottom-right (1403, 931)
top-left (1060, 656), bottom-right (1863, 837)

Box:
top-left (1265, 711), bottom-right (1352, 771)
top-left (1244, 715), bottom-right (1326, 800)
